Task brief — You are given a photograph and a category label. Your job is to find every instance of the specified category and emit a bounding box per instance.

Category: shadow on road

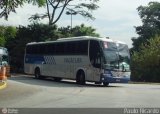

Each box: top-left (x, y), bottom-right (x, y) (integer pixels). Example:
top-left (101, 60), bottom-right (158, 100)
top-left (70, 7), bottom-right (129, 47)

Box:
top-left (8, 74), bottom-right (122, 88)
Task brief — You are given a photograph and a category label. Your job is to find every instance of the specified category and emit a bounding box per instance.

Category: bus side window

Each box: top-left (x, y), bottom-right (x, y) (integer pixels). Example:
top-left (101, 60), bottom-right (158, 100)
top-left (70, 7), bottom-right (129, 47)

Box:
top-left (65, 42), bottom-right (74, 55)
top-left (89, 40), bottom-right (101, 68)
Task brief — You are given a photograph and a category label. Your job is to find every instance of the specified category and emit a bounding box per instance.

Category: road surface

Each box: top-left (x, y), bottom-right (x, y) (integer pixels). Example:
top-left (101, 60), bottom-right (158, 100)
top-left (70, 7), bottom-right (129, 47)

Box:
top-left (0, 74), bottom-right (160, 108)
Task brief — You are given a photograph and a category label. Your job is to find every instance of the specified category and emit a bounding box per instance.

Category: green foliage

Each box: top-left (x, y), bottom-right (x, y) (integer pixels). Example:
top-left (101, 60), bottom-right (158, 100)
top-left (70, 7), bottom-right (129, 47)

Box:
top-left (72, 24), bottom-right (99, 37)
top-left (131, 2), bottom-right (160, 52)
top-left (4, 26), bottom-right (17, 39)
top-left (29, 0), bottom-right (99, 25)
top-left (131, 35), bottom-right (160, 82)
top-left (27, 0), bottom-right (46, 7)
top-left (0, 0), bottom-right (24, 20)
top-left (58, 24), bottom-right (100, 38)
top-left (131, 2), bottom-right (160, 82)
top-left (0, 0), bottom-right (99, 25)
top-left (0, 37), bottom-right (5, 47)
top-left (0, 26), bottom-right (17, 46)
top-left (0, 0), bottom-right (46, 20)
top-left (7, 23), bottom-right (58, 72)
top-left (0, 26), bottom-right (6, 46)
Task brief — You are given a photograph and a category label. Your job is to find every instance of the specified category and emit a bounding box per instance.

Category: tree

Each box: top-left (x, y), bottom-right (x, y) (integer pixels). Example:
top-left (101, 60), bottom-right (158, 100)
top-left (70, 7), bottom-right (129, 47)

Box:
top-left (0, 26), bottom-right (17, 46)
top-left (0, 0), bottom-right (46, 20)
top-left (71, 24), bottom-right (99, 37)
top-left (58, 24), bottom-right (99, 37)
top-left (0, 26), bottom-right (6, 46)
top-left (29, 0), bottom-right (99, 25)
top-left (131, 2), bottom-right (160, 82)
top-left (131, 2), bottom-right (160, 52)
top-left (131, 35), bottom-right (160, 82)
top-left (0, 0), bottom-right (99, 25)
top-left (6, 23), bottom-right (59, 72)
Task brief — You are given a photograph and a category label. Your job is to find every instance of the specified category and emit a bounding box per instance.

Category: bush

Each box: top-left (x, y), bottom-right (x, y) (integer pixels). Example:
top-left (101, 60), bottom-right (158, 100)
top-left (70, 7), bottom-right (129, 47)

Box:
top-left (131, 35), bottom-right (160, 82)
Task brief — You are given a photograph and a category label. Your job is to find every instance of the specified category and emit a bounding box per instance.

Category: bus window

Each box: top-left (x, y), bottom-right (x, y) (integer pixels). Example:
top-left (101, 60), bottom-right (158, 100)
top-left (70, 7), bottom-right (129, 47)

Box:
top-left (74, 41), bottom-right (87, 55)
top-left (55, 43), bottom-right (65, 55)
top-left (89, 40), bottom-right (101, 68)
top-left (65, 42), bottom-right (75, 55)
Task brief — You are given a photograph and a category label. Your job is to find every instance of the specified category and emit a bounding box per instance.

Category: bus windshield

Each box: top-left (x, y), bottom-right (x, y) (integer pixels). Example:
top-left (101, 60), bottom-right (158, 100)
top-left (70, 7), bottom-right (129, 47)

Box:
top-left (102, 41), bottom-right (130, 71)
top-left (117, 43), bottom-right (130, 71)
top-left (102, 41), bottom-right (119, 69)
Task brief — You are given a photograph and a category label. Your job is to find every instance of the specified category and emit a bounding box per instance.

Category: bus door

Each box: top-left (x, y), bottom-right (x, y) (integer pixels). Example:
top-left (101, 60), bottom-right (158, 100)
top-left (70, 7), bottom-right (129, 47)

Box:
top-left (89, 40), bottom-right (102, 82)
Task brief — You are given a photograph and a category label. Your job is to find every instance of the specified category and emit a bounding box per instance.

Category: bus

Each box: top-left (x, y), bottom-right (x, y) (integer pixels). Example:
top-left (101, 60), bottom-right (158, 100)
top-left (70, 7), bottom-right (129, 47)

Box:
top-left (24, 36), bottom-right (130, 86)
top-left (0, 47), bottom-right (10, 77)
top-left (0, 47), bottom-right (9, 66)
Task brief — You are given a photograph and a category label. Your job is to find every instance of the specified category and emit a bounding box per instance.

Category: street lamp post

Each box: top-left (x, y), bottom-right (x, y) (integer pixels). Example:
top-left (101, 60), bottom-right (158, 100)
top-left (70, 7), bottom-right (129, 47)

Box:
top-left (66, 10), bottom-right (77, 33)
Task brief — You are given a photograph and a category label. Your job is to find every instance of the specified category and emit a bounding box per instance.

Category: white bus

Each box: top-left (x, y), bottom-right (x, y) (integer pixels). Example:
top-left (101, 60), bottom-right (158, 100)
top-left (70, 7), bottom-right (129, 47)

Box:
top-left (0, 47), bottom-right (9, 66)
top-left (24, 36), bottom-right (130, 86)
top-left (0, 47), bottom-right (10, 77)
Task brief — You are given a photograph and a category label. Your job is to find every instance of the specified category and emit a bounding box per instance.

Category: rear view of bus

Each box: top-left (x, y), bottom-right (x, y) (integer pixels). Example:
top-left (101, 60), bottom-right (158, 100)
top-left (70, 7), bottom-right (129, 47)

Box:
top-left (100, 39), bottom-right (130, 86)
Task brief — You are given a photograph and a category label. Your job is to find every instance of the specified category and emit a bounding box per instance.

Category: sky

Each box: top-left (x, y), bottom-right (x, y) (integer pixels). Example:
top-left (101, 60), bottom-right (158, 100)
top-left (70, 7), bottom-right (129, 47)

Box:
top-left (0, 0), bottom-right (157, 47)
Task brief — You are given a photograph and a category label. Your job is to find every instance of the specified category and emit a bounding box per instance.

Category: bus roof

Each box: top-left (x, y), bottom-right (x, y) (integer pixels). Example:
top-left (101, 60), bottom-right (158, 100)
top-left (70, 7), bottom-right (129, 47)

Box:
top-left (27, 36), bottom-right (115, 45)
top-left (57, 36), bottom-right (113, 41)
top-left (115, 40), bottom-right (127, 45)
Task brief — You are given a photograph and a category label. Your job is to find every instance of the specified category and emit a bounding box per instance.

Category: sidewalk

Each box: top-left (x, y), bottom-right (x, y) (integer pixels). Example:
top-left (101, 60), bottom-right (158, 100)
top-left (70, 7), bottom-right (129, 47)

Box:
top-left (0, 81), bottom-right (7, 90)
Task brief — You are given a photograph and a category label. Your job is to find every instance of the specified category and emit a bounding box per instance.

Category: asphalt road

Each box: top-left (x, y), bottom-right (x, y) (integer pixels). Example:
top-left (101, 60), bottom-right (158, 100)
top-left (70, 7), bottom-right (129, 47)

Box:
top-left (0, 74), bottom-right (160, 108)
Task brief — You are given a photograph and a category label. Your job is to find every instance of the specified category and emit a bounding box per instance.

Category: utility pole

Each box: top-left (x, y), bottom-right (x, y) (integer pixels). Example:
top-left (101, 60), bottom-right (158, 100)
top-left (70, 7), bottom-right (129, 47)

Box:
top-left (66, 10), bottom-right (77, 33)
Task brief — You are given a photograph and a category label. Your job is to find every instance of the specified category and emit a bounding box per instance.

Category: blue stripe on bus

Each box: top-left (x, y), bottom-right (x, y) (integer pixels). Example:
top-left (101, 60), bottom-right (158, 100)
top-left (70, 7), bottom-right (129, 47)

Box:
top-left (25, 55), bottom-right (56, 64)
top-left (101, 74), bottom-right (130, 83)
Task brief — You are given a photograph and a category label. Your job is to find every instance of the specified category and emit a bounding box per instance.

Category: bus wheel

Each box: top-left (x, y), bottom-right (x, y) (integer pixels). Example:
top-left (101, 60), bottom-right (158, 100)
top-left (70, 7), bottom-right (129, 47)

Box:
top-left (76, 71), bottom-right (85, 85)
top-left (103, 82), bottom-right (109, 86)
top-left (54, 77), bottom-right (62, 82)
top-left (35, 68), bottom-right (41, 79)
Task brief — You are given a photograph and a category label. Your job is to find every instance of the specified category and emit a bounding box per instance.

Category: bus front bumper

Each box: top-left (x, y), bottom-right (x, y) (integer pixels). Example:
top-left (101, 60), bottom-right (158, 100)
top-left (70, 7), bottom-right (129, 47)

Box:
top-left (100, 74), bottom-right (130, 83)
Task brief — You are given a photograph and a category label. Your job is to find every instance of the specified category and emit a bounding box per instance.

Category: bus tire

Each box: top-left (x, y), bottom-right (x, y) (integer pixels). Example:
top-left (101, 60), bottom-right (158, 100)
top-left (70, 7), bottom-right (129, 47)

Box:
top-left (76, 71), bottom-right (85, 85)
top-left (103, 82), bottom-right (109, 86)
top-left (35, 68), bottom-right (41, 79)
top-left (54, 77), bottom-right (62, 82)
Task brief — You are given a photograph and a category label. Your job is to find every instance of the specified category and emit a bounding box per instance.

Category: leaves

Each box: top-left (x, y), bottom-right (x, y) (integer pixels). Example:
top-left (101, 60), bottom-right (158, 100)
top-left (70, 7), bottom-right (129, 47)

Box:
top-left (0, 0), bottom-right (23, 20)
top-left (0, 26), bottom-right (17, 47)
top-left (58, 24), bottom-right (99, 37)
top-left (138, 2), bottom-right (160, 24)
top-left (131, 35), bottom-right (160, 82)
top-left (29, 0), bottom-right (99, 25)
top-left (132, 2), bottom-right (160, 52)
top-left (78, 3), bottom-right (99, 10)
top-left (131, 2), bottom-right (160, 82)
top-left (0, 0), bottom-right (99, 25)
top-left (71, 24), bottom-right (99, 37)
top-left (0, 0), bottom-right (46, 20)
top-left (27, 0), bottom-right (46, 7)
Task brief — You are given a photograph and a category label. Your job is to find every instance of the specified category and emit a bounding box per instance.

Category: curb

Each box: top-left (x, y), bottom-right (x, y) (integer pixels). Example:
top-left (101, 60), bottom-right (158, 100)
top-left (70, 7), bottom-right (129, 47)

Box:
top-left (0, 81), bottom-right (7, 90)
